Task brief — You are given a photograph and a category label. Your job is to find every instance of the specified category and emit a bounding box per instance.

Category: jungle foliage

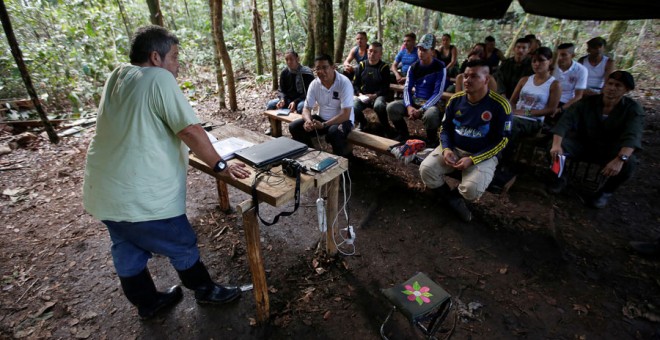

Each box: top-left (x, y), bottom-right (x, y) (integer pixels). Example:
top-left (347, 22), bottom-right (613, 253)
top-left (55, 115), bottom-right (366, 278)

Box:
top-left (0, 0), bottom-right (655, 112)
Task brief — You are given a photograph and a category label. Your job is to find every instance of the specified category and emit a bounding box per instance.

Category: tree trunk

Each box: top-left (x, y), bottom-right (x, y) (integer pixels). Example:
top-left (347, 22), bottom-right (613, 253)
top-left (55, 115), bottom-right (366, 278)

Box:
top-left (0, 0), bottom-right (59, 144)
top-left (626, 19), bottom-right (648, 69)
top-left (334, 0), bottom-right (349, 63)
top-left (302, 0), bottom-right (316, 66)
top-left (315, 0), bottom-right (333, 57)
top-left (211, 0), bottom-right (237, 111)
top-left (115, 0), bottom-right (132, 38)
top-left (146, 0), bottom-right (164, 26)
top-left (607, 20), bottom-right (628, 57)
top-left (288, 0), bottom-right (307, 34)
top-left (251, 0), bottom-right (265, 75)
top-left (421, 8), bottom-right (430, 33)
top-left (505, 13), bottom-right (528, 58)
top-left (376, 0), bottom-right (383, 42)
top-left (267, 0), bottom-right (277, 90)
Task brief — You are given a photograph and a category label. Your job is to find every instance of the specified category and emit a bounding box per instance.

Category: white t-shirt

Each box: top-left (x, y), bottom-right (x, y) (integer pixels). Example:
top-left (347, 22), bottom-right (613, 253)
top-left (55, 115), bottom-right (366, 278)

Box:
top-left (515, 75), bottom-right (556, 123)
top-left (304, 71), bottom-right (354, 124)
top-left (553, 61), bottom-right (588, 103)
top-left (581, 55), bottom-right (609, 91)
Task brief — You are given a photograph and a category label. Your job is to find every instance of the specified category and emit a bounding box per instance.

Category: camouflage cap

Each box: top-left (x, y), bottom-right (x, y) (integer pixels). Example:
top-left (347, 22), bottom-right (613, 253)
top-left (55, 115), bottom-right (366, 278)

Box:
top-left (416, 33), bottom-right (436, 50)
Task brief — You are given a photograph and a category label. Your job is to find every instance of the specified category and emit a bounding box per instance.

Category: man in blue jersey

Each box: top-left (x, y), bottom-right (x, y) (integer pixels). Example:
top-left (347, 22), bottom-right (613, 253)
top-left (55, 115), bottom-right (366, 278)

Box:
top-left (419, 60), bottom-right (512, 222)
top-left (391, 32), bottom-right (418, 85)
top-left (386, 33), bottom-right (447, 147)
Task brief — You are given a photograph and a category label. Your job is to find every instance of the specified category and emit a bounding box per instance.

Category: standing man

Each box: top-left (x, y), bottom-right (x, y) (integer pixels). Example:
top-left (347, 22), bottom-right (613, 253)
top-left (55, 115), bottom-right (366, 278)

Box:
top-left (553, 43), bottom-right (588, 116)
top-left (266, 50), bottom-right (314, 114)
top-left (391, 33), bottom-right (418, 85)
top-left (289, 54), bottom-right (354, 157)
top-left (495, 37), bottom-right (533, 99)
top-left (419, 60), bottom-right (512, 222)
top-left (578, 37), bottom-right (614, 96)
top-left (386, 33), bottom-right (447, 147)
top-left (352, 42), bottom-right (391, 134)
top-left (548, 71), bottom-right (644, 208)
top-left (83, 26), bottom-right (251, 320)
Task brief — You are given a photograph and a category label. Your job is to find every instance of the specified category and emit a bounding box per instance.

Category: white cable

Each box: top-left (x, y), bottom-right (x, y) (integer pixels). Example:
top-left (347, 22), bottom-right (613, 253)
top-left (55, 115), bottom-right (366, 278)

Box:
top-left (329, 169), bottom-right (355, 256)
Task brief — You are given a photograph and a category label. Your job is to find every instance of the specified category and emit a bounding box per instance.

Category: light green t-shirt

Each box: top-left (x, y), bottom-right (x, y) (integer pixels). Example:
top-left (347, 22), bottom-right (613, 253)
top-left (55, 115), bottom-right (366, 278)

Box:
top-left (83, 65), bottom-right (200, 222)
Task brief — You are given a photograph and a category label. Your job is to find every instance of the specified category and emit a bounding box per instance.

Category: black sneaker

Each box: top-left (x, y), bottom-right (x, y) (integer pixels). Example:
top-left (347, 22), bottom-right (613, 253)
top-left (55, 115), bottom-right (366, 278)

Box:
top-left (589, 192), bottom-right (613, 209)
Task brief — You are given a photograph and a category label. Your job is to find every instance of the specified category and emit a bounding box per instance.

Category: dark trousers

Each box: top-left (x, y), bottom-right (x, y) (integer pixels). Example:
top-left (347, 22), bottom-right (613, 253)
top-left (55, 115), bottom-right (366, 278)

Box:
top-left (289, 115), bottom-right (353, 157)
top-left (561, 138), bottom-right (636, 193)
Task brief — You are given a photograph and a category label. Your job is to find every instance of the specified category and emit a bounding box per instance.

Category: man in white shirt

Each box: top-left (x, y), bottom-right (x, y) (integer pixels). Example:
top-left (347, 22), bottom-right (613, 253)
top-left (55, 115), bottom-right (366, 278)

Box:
top-left (553, 43), bottom-right (588, 116)
top-left (289, 54), bottom-right (355, 156)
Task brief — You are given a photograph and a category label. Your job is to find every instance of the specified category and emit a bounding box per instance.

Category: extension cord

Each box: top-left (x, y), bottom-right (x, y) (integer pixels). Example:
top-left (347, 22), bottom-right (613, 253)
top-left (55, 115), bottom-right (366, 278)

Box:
top-left (343, 226), bottom-right (355, 245)
top-left (316, 198), bottom-right (327, 232)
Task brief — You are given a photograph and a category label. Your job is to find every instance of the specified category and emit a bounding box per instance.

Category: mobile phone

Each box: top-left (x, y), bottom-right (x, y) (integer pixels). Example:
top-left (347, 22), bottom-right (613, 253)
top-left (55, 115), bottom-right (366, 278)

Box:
top-left (311, 157), bottom-right (338, 172)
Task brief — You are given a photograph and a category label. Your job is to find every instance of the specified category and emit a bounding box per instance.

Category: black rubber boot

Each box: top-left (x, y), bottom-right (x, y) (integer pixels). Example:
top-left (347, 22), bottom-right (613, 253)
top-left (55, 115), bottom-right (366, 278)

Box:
top-left (392, 120), bottom-right (410, 142)
top-left (177, 260), bottom-right (240, 305)
top-left (119, 268), bottom-right (183, 320)
top-left (433, 185), bottom-right (472, 222)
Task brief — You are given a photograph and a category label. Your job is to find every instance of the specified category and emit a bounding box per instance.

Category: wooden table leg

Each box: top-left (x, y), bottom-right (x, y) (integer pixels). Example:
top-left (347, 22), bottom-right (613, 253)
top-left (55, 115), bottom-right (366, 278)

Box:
top-left (216, 179), bottom-right (230, 212)
top-left (241, 205), bottom-right (270, 323)
top-left (269, 118), bottom-right (282, 137)
top-left (325, 176), bottom-right (339, 255)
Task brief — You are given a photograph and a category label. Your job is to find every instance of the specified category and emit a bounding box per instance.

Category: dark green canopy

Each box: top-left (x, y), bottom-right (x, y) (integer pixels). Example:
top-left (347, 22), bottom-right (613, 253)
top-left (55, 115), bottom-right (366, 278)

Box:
top-left (398, 0), bottom-right (660, 20)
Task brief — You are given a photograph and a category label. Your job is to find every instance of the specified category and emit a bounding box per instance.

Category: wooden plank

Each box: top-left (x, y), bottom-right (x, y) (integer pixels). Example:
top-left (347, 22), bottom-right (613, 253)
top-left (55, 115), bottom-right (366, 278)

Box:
top-left (216, 179), bottom-right (230, 212)
top-left (347, 130), bottom-right (399, 156)
top-left (240, 204), bottom-right (270, 323)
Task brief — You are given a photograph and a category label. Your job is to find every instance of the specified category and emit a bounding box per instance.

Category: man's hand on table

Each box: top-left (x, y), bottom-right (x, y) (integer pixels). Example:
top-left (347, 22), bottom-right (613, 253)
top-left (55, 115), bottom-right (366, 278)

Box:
top-left (227, 163), bottom-right (251, 179)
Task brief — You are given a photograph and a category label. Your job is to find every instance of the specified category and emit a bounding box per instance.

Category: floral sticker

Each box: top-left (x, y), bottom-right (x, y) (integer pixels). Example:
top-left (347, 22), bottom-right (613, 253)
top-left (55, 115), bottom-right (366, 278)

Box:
top-left (402, 281), bottom-right (433, 305)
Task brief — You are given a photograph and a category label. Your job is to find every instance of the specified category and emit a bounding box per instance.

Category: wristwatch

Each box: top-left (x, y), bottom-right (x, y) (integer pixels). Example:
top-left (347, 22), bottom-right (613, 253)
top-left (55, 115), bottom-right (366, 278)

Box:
top-left (619, 154), bottom-right (629, 162)
top-left (213, 159), bottom-right (227, 172)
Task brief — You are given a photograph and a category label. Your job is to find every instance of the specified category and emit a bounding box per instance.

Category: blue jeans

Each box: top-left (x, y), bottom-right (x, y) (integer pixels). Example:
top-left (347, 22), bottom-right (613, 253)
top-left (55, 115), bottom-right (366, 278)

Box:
top-left (103, 214), bottom-right (200, 277)
top-left (266, 98), bottom-right (304, 113)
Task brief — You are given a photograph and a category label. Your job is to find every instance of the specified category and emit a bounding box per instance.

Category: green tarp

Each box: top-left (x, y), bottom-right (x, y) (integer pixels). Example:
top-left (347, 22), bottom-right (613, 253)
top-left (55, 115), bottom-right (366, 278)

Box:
top-left (398, 0), bottom-right (660, 20)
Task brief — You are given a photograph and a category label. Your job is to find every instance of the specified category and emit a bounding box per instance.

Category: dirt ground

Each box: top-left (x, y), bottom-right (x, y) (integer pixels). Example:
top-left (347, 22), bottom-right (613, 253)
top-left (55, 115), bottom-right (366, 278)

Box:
top-left (2, 69), bottom-right (660, 339)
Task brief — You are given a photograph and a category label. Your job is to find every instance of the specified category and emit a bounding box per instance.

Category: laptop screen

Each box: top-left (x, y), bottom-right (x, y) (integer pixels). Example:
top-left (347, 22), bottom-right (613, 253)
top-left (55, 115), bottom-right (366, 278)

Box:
top-left (234, 137), bottom-right (308, 169)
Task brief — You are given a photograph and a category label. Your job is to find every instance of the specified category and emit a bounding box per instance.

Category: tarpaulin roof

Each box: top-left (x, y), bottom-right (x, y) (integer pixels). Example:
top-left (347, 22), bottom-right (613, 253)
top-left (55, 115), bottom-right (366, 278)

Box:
top-left (398, 0), bottom-right (660, 20)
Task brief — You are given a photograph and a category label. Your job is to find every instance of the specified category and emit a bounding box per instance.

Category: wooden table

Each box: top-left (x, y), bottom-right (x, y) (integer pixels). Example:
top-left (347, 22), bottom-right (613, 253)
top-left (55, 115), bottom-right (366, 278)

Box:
top-left (188, 124), bottom-right (348, 323)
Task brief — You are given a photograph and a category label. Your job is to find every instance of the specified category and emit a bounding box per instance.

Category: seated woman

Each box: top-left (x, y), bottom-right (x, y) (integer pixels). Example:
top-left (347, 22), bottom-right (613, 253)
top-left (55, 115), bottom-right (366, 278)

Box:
top-left (453, 50), bottom-right (498, 92)
top-left (458, 43), bottom-right (486, 74)
top-left (509, 47), bottom-right (561, 141)
top-left (435, 34), bottom-right (459, 78)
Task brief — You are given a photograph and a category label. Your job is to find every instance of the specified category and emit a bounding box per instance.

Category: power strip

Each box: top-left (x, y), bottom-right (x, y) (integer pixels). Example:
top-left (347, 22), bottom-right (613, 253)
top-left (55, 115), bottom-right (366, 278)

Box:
top-left (344, 226), bottom-right (355, 245)
top-left (316, 198), bottom-right (327, 232)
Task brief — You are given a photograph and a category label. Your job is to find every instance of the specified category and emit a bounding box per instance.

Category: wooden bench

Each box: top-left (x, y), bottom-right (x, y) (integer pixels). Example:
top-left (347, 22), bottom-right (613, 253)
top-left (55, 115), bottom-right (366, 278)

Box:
top-left (263, 110), bottom-right (517, 194)
top-left (263, 110), bottom-right (400, 156)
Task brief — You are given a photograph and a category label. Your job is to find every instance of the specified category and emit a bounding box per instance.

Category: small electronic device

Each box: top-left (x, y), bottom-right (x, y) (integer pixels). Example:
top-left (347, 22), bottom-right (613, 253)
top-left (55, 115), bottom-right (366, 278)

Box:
top-left (277, 108), bottom-right (290, 116)
top-left (316, 198), bottom-right (327, 232)
top-left (311, 157), bottom-right (338, 172)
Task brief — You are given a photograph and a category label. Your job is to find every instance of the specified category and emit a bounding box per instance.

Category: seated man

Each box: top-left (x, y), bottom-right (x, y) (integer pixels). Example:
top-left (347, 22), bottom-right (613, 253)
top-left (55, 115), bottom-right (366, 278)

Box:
top-left (289, 54), bottom-right (354, 157)
top-left (391, 32), bottom-right (418, 85)
top-left (578, 37), bottom-right (614, 96)
top-left (352, 42), bottom-right (391, 134)
top-left (386, 33), bottom-right (447, 147)
top-left (548, 71), bottom-right (644, 209)
top-left (483, 35), bottom-right (505, 72)
top-left (553, 43), bottom-right (588, 116)
top-left (342, 31), bottom-right (369, 79)
top-left (266, 50), bottom-right (314, 114)
top-left (419, 60), bottom-right (512, 222)
top-left (495, 37), bottom-right (533, 99)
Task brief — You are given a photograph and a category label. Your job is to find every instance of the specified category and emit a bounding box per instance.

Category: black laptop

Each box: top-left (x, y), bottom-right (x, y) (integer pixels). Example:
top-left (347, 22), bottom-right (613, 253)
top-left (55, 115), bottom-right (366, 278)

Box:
top-left (234, 137), bottom-right (308, 169)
